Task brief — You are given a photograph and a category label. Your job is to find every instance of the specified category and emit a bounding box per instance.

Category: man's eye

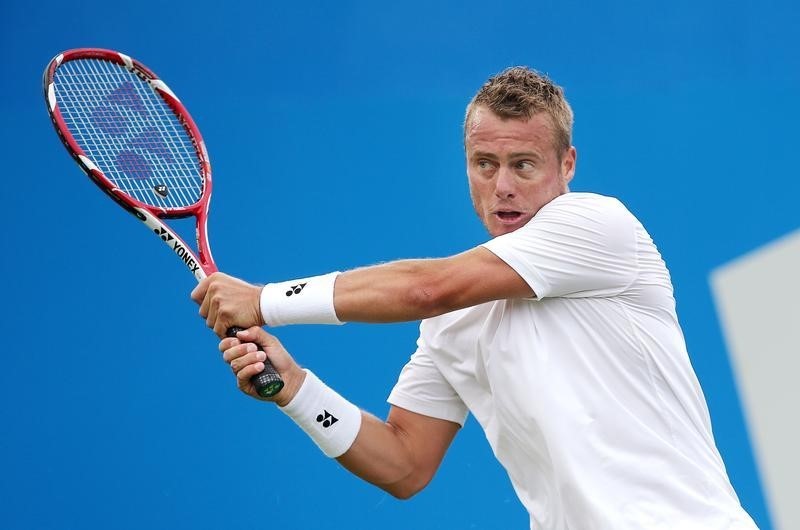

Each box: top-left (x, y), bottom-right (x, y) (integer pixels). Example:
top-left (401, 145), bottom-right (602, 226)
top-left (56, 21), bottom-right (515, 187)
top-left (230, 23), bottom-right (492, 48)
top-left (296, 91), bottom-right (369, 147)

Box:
top-left (515, 160), bottom-right (535, 170)
top-left (478, 159), bottom-right (493, 169)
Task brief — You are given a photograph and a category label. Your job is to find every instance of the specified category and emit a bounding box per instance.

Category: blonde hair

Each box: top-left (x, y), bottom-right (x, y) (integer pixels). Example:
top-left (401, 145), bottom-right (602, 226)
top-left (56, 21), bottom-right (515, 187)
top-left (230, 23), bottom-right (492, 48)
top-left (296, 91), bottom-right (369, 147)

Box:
top-left (464, 66), bottom-right (574, 157)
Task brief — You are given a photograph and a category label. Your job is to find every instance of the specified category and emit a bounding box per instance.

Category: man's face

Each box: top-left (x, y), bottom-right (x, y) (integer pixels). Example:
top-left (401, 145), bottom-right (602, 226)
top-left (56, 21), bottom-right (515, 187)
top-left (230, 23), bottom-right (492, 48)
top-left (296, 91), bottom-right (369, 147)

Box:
top-left (465, 106), bottom-right (576, 237)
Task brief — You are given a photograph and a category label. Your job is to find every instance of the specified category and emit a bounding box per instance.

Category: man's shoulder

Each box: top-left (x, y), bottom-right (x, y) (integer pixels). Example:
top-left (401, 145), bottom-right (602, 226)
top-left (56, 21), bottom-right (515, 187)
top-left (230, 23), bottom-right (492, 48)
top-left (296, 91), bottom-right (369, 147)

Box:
top-left (533, 192), bottom-right (635, 228)
top-left (544, 191), bottom-right (625, 210)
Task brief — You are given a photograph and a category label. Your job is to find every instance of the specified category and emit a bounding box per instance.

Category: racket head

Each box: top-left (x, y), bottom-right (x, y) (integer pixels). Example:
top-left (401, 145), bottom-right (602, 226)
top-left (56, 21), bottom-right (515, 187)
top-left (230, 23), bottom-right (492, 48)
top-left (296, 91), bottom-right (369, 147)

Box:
top-left (44, 48), bottom-right (216, 275)
top-left (44, 49), bottom-right (284, 394)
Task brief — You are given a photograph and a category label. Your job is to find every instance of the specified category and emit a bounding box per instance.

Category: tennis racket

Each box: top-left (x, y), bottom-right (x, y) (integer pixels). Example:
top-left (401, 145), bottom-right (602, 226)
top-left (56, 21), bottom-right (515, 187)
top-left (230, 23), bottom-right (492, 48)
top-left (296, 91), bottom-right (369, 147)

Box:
top-left (43, 48), bottom-right (284, 397)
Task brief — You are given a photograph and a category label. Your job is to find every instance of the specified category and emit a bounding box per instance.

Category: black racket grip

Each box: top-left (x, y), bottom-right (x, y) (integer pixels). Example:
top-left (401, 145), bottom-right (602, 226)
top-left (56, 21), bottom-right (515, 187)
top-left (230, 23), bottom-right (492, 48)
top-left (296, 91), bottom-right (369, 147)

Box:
top-left (226, 326), bottom-right (285, 398)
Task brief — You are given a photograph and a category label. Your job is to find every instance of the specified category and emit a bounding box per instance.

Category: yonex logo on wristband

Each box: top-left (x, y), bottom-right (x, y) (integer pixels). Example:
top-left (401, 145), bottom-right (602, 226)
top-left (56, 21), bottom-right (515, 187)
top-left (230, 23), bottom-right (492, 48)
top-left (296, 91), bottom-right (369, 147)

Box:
top-left (316, 410), bottom-right (339, 428)
top-left (285, 283), bottom-right (307, 297)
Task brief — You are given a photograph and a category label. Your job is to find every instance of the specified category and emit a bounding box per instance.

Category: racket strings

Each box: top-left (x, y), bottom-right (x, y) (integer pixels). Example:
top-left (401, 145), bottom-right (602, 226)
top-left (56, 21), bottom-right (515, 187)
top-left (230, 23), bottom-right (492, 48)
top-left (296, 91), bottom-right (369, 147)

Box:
top-left (54, 58), bottom-right (204, 210)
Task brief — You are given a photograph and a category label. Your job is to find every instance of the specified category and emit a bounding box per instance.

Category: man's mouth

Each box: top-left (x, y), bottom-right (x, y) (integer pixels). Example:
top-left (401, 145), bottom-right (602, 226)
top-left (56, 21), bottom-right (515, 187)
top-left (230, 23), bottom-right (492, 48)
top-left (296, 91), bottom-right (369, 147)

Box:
top-left (495, 210), bottom-right (523, 222)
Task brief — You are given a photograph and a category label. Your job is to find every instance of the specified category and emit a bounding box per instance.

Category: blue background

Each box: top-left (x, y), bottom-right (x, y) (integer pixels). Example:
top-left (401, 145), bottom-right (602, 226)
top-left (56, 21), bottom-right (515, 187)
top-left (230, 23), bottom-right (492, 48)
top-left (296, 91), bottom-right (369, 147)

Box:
top-left (2, 1), bottom-right (795, 528)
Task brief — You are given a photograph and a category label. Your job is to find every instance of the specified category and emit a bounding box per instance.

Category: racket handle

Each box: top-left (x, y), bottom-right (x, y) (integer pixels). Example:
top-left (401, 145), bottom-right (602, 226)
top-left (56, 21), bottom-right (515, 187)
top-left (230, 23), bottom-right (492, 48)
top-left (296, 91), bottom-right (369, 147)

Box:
top-left (226, 327), bottom-right (285, 398)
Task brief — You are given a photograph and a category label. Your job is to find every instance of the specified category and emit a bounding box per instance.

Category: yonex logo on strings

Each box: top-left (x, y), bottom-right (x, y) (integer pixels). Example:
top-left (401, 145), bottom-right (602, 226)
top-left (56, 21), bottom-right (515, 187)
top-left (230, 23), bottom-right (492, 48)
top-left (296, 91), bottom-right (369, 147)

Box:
top-left (316, 410), bottom-right (338, 428)
top-left (285, 283), bottom-right (307, 297)
top-left (91, 82), bottom-right (174, 182)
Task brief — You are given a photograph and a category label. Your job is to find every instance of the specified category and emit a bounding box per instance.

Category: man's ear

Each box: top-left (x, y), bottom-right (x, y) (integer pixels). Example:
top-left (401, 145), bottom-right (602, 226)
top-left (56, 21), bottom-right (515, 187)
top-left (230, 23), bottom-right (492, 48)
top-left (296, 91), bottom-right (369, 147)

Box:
top-left (562, 146), bottom-right (577, 186)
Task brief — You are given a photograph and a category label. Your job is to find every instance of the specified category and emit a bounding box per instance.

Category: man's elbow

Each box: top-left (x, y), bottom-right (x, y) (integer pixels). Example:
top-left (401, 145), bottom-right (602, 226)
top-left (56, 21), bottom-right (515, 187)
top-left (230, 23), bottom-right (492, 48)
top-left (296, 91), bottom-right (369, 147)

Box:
top-left (405, 280), bottom-right (461, 319)
top-left (384, 485), bottom-right (418, 500)
top-left (380, 473), bottom-right (433, 500)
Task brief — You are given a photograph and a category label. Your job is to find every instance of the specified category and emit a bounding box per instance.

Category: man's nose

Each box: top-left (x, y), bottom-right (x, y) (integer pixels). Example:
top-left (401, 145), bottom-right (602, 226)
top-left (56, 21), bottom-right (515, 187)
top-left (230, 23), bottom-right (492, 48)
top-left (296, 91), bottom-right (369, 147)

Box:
top-left (494, 166), bottom-right (516, 199)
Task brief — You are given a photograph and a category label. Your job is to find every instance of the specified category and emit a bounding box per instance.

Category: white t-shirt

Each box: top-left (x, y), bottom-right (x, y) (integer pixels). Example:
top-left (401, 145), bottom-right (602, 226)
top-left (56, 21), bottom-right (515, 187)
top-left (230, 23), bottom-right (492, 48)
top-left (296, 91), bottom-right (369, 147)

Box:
top-left (388, 193), bottom-right (758, 530)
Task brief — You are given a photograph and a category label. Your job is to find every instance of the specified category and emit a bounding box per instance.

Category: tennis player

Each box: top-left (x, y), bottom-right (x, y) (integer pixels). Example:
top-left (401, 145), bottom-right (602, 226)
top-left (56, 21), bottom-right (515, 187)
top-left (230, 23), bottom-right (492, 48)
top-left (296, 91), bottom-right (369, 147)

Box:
top-left (192, 67), bottom-right (758, 529)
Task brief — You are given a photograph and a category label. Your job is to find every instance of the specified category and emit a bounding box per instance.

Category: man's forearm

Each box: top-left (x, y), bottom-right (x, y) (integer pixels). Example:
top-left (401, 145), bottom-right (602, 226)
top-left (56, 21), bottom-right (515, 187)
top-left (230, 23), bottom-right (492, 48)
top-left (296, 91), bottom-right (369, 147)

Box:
top-left (337, 412), bottom-right (423, 499)
top-left (337, 407), bottom-right (458, 499)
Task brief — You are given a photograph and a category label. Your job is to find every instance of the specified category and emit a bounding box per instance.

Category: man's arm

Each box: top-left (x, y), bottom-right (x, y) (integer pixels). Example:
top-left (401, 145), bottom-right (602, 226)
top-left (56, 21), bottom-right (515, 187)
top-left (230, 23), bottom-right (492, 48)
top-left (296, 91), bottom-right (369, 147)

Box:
top-left (334, 246), bottom-right (533, 322)
top-left (193, 246), bottom-right (532, 336)
top-left (224, 327), bottom-right (459, 499)
top-left (340, 407), bottom-right (460, 499)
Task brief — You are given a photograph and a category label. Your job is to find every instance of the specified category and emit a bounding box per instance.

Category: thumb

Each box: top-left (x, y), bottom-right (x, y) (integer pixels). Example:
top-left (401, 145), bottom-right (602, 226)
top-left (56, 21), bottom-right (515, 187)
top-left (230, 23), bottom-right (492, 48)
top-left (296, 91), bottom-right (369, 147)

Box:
top-left (236, 326), bottom-right (280, 350)
top-left (190, 276), bottom-right (211, 304)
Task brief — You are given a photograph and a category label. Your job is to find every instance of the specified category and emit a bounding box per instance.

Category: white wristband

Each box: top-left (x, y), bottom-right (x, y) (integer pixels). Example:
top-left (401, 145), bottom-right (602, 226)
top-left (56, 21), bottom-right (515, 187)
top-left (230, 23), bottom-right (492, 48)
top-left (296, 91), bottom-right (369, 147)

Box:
top-left (279, 369), bottom-right (362, 458)
top-left (260, 272), bottom-right (343, 327)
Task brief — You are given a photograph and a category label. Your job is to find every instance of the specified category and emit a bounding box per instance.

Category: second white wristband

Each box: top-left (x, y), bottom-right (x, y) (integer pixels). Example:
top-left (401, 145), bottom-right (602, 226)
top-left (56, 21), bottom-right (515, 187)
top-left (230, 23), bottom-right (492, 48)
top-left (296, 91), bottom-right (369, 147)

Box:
top-left (279, 369), bottom-right (362, 458)
top-left (260, 271), bottom-right (343, 327)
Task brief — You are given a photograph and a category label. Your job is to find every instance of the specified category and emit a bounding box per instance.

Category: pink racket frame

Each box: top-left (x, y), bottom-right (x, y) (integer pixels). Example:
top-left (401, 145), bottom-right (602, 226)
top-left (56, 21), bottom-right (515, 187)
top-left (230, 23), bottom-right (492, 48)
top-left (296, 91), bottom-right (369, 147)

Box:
top-left (44, 48), bottom-right (217, 281)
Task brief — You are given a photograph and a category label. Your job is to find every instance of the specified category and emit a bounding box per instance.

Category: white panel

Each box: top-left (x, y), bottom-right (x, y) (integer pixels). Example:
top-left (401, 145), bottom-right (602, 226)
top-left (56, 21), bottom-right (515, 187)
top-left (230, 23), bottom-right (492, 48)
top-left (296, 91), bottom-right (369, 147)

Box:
top-left (711, 229), bottom-right (800, 530)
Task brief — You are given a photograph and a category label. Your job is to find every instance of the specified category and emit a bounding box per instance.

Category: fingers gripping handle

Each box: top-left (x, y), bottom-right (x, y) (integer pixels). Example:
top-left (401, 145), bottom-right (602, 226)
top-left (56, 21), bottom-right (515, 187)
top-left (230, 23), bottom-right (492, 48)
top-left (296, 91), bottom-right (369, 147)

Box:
top-left (226, 327), bottom-right (284, 397)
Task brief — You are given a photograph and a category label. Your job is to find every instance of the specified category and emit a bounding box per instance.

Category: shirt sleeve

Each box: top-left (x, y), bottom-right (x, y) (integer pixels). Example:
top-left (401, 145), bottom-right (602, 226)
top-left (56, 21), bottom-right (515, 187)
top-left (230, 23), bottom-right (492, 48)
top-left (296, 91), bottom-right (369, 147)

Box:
top-left (481, 194), bottom-right (639, 299)
top-left (387, 335), bottom-right (469, 426)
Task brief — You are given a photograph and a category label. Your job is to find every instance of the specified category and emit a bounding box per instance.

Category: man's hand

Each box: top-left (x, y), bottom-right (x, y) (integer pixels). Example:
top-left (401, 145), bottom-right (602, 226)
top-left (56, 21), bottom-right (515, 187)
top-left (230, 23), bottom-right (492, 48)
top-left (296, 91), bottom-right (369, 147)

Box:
top-left (219, 326), bottom-right (306, 406)
top-left (191, 272), bottom-right (264, 338)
